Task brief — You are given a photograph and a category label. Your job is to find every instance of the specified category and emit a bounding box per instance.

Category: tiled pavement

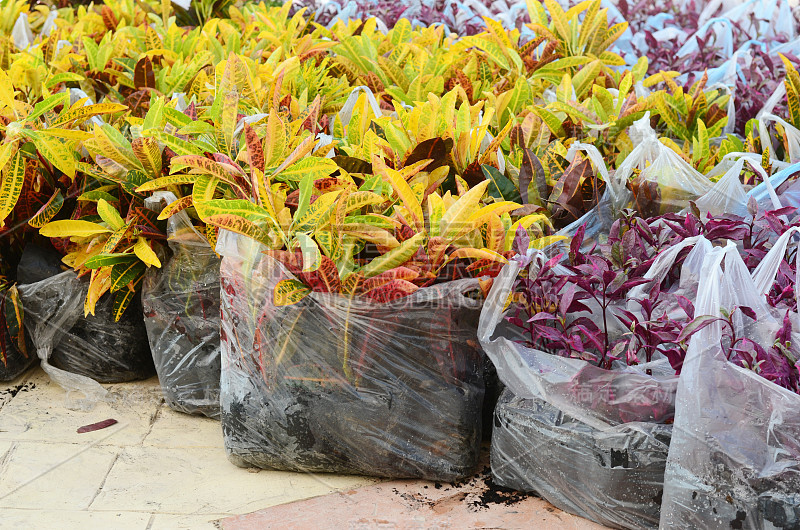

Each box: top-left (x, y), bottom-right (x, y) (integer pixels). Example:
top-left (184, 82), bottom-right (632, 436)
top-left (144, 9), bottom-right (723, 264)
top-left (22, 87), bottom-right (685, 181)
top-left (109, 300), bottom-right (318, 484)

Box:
top-left (0, 367), bottom-right (605, 529)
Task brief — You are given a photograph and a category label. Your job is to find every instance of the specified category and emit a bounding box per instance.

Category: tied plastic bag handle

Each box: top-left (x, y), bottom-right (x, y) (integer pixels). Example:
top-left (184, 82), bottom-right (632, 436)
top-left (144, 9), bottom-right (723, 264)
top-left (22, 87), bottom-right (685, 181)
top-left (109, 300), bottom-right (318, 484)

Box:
top-left (747, 160), bottom-right (800, 205)
top-left (751, 226), bottom-right (800, 312)
top-left (477, 258), bottom-right (521, 345)
top-left (758, 113), bottom-right (800, 163)
top-left (696, 155), bottom-right (781, 216)
top-left (566, 142), bottom-right (614, 200)
top-left (626, 236), bottom-right (712, 310)
top-left (689, 242), bottom-right (739, 355)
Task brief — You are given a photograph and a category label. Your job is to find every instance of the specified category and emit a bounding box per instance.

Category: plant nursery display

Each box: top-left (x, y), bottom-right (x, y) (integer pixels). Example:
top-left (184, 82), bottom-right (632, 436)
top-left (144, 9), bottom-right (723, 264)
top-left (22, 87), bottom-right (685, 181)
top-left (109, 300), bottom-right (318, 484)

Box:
top-left (0, 0), bottom-right (799, 526)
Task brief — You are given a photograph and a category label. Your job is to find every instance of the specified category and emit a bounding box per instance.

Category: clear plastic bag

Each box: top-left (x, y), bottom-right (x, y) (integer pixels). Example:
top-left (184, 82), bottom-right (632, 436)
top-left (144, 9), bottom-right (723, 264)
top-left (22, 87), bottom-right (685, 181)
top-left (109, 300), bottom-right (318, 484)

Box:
top-left (492, 389), bottom-right (672, 530)
top-left (556, 141), bottom-right (630, 251)
top-left (479, 259), bottom-right (678, 529)
top-left (218, 231), bottom-right (485, 481)
top-left (660, 241), bottom-right (800, 529)
top-left (142, 193), bottom-right (222, 418)
top-left (19, 271), bottom-right (154, 409)
top-left (625, 124), bottom-right (713, 217)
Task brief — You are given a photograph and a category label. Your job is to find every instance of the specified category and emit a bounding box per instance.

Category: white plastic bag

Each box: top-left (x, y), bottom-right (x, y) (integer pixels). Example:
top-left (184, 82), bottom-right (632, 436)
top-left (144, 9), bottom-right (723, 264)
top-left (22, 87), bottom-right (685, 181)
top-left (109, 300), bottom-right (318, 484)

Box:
top-left (660, 241), bottom-right (800, 529)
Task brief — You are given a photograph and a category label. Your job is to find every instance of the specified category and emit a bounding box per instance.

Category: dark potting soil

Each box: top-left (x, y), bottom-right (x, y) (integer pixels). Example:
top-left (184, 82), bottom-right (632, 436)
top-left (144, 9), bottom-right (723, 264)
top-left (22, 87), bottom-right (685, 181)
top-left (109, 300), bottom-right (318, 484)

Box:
top-left (0, 323), bottom-right (35, 382)
top-left (221, 282), bottom-right (486, 482)
top-left (17, 245), bottom-right (154, 383)
top-left (142, 252), bottom-right (221, 418)
top-left (50, 292), bottom-right (155, 383)
top-left (491, 389), bottom-right (671, 530)
top-left (0, 287), bottom-right (36, 382)
top-left (388, 464), bottom-right (535, 512)
top-left (669, 458), bottom-right (800, 529)
top-left (16, 243), bottom-right (64, 285)
top-left (480, 355), bottom-right (503, 441)
top-left (223, 372), bottom-right (484, 482)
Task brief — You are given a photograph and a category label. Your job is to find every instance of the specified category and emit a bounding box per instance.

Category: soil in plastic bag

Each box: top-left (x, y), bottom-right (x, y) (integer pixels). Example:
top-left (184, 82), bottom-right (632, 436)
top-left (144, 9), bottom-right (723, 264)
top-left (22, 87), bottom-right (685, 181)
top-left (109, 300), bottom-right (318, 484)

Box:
top-left (492, 389), bottom-right (671, 530)
top-left (16, 243), bottom-right (64, 285)
top-left (50, 291), bottom-right (154, 383)
top-left (142, 246), bottom-right (221, 418)
top-left (21, 271), bottom-right (154, 383)
top-left (220, 253), bottom-right (485, 482)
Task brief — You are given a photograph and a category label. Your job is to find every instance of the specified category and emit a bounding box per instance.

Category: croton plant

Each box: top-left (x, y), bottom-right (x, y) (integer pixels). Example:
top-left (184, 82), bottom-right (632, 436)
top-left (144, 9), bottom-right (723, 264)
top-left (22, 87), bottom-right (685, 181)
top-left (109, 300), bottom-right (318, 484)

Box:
top-left (0, 1), bottom-right (798, 370)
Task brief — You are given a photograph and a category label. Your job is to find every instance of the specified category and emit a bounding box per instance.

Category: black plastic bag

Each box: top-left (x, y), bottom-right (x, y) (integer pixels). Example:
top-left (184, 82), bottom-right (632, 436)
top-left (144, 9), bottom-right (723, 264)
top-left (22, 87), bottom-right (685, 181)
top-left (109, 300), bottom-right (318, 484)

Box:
top-left (142, 199), bottom-right (221, 418)
top-left (219, 233), bottom-right (485, 481)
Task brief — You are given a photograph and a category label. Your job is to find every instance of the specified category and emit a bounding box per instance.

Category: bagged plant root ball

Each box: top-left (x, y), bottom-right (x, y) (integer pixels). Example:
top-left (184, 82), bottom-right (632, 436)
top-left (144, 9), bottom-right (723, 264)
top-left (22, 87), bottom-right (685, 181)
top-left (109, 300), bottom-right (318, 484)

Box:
top-left (219, 232), bottom-right (484, 481)
top-left (492, 389), bottom-right (672, 530)
top-left (477, 223), bottom-right (714, 528)
top-left (142, 193), bottom-right (221, 418)
top-left (20, 271), bottom-right (154, 385)
top-left (661, 239), bottom-right (800, 529)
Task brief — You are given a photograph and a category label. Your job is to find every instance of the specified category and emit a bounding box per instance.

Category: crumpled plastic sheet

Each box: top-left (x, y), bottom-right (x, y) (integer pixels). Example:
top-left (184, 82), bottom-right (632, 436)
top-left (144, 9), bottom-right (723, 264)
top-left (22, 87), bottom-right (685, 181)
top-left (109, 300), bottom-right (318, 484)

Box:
top-left (142, 192), bottom-right (222, 418)
top-left (18, 271), bottom-right (154, 410)
top-left (217, 231), bottom-right (485, 481)
top-left (661, 241), bottom-right (800, 529)
top-left (492, 389), bottom-right (671, 530)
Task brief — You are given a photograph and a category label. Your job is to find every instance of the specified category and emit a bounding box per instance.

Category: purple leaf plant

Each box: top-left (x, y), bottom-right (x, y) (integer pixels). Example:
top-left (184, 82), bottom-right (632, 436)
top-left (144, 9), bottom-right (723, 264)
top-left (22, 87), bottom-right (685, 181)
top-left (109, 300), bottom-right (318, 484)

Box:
top-left (509, 198), bottom-right (800, 394)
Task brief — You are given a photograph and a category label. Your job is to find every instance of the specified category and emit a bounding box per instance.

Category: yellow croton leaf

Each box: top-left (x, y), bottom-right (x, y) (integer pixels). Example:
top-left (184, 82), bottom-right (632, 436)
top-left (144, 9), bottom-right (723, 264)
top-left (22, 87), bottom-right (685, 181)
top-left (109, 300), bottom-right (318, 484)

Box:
top-left (133, 237), bottom-right (161, 268)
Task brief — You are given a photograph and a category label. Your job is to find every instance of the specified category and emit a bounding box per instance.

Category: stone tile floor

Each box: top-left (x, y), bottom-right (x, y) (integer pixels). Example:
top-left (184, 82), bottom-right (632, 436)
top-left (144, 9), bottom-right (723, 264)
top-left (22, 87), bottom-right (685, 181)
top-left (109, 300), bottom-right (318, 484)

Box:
top-left (0, 367), bottom-right (604, 529)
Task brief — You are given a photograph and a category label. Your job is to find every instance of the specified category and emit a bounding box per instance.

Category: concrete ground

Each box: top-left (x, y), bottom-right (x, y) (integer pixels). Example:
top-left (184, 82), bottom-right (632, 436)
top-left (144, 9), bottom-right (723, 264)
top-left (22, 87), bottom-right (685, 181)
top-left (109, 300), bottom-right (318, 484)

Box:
top-left (0, 367), bottom-right (604, 529)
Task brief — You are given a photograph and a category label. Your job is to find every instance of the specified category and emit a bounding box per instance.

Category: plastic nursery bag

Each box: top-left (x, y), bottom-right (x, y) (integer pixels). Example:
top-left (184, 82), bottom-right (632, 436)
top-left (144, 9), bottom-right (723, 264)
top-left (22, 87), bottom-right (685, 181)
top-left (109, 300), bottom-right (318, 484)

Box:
top-left (19, 271), bottom-right (154, 407)
top-left (622, 115), bottom-right (713, 218)
top-left (492, 389), bottom-right (672, 530)
top-left (694, 154), bottom-right (778, 218)
top-left (660, 242), bottom-right (800, 529)
top-left (218, 231), bottom-right (485, 481)
top-left (479, 259), bottom-right (678, 529)
top-left (556, 141), bottom-right (628, 251)
top-left (142, 193), bottom-right (222, 418)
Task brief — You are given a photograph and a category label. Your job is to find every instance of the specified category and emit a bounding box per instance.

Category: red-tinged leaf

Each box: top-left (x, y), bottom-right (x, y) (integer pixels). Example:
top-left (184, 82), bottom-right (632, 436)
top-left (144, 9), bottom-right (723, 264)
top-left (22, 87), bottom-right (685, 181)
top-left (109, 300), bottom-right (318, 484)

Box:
top-left (675, 295), bottom-right (694, 319)
top-left (559, 282), bottom-right (576, 316)
top-left (362, 279), bottom-right (419, 303)
top-left (513, 225), bottom-right (530, 256)
top-left (77, 418), bottom-right (118, 433)
top-left (134, 56), bottom-right (155, 90)
top-left (299, 256), bottom-right (341, 293)
top-left (358, 266), bottom-right (420, 294)
top-left (518, 147), bottom-right (546, 204)
top-left (528, 313), bottom-right (558, 323)
top-left (541, 254), bottom-right (563, 275)
top-left (403, 137), bottom-right (452, 170)
top-left (244, 123), bottom-right (265, 173)
top-left (549, 158), bottom-right (591, 224)
top-left (739, 306), bottom-right (757, 321)
top-left (123, 89), bottom-right (152, 118)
